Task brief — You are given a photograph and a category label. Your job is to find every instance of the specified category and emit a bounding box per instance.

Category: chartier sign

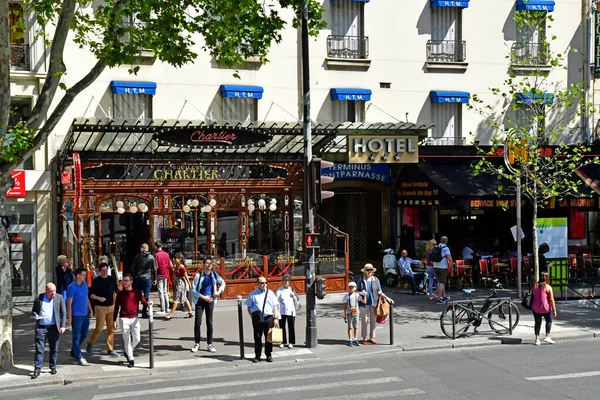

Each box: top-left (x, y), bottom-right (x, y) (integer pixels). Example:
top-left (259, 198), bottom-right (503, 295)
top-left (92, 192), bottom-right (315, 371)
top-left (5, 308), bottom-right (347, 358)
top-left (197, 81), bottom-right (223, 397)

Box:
top-left (348, 135), bottom-right (419, 164)
top-left (154, 126), bottom-right (272, 149)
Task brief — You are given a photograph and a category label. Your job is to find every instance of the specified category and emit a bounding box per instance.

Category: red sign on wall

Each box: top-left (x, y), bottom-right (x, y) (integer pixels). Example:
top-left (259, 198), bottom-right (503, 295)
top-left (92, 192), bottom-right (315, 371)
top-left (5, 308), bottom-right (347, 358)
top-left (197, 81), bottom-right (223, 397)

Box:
top-left (7, 170), bottom-right (26, 197)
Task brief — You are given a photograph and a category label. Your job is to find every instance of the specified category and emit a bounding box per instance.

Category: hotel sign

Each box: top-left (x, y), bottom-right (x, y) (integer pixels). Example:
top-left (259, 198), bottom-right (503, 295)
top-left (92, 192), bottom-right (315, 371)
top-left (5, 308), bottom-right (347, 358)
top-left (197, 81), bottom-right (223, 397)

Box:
top-left (348, 136), bottom-right (419, 164)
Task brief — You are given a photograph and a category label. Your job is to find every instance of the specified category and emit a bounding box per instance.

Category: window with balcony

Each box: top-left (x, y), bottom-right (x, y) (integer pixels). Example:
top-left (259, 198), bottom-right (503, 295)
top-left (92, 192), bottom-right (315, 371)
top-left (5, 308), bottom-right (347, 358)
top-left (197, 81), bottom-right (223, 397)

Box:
top-left (327, 0), bottom-right (369, 61)
top-left (426, 2), bottom-right (468, 69)
top-left (428, 91), bottom-right (470, 145)
top-left (512, 11), bottom-right (549, 69)
top-left (111, 81), bottom-right (156, 121)
top-left (9, 2), bottom-right (30, 71)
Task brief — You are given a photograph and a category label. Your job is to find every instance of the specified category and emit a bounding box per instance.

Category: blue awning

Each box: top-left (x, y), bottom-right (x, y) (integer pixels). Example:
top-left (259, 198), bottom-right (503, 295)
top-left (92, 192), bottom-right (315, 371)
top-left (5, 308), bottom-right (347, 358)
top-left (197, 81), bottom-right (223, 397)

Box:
top-left (431, 0), bottom-right (470, 8)
top-left (330, 88), bottom-right (372, 101)
top-left (220, 85), bottom-right (264, 99)
top-left (111, 81), bottom-right (156, 95)
top-left (430, 91), bottom-right (470, 104)
top-left (516, 93), bottom-right (554, 105)
top-left (516, 0), bottom-right (555, 12)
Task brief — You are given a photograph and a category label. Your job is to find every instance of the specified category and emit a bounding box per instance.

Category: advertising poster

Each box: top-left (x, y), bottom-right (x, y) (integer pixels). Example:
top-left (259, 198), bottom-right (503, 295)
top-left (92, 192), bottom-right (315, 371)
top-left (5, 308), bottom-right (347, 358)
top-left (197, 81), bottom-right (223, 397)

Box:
top-left (537, 218), bottom-right (568, 258)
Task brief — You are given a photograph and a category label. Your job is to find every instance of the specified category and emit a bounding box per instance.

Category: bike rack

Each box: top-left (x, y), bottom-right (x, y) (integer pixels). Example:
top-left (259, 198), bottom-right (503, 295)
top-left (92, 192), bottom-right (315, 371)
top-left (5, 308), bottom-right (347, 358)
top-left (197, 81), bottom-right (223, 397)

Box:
top-left (446, 297), bottom-right (515, 340)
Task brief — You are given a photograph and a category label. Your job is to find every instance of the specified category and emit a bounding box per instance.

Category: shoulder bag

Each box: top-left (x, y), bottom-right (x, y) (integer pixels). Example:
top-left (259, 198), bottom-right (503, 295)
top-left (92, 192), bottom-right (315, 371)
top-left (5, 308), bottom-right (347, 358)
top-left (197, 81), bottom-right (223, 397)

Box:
top-left (292, 289), bottom-right (302, 312)
top-left (521, 290), bottom-right (533, 310)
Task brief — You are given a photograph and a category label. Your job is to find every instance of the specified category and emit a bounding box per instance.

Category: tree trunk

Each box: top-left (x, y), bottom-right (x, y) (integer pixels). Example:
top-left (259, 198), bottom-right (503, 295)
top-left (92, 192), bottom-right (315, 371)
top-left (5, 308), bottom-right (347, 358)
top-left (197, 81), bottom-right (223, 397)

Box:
top-left (532, 194), bottom-right (539, 283)
top-left (0, 0), bottom-right (13, 371)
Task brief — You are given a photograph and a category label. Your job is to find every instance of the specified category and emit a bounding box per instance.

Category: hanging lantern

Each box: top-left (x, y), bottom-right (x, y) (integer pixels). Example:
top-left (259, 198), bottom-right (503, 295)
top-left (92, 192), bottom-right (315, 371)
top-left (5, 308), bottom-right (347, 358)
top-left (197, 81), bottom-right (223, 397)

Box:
top-left (269, 204), bottom-right (276, 212)
top-left (138, 203), bottom-right (148, 213)
top-left (129, 205), bottom-right (138, 213)
top-left (209, 198), bottom-right (217, 207)
top-left (248, 199), bottom-right (254, 206)
top-left (116, 200), bottom-right (124, 208)
top-left (258, 199), bottom-right (266, 209)
top-left (183, 205), bottom-right (191, 213)
top-left (205, 205), bottom-right (212, 213)
top-left (191, 199), bottom-right (200, 207)
top-left (117, 207), bottom-right (125, 214)
top-left (248, 204), bottom-right (255, 213)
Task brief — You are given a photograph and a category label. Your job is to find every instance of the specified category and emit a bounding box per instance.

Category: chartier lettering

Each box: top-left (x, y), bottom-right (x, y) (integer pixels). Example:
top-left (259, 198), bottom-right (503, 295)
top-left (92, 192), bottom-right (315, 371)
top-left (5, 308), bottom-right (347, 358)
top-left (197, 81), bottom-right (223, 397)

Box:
top-left (190, 130), bottom-right (238, 144)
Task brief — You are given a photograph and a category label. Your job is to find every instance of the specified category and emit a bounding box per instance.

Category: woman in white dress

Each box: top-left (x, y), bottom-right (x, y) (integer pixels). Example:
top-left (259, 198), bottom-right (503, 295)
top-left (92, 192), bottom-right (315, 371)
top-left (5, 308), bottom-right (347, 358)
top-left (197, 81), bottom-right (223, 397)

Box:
top-left (276, 274), bottom-right (298, 349)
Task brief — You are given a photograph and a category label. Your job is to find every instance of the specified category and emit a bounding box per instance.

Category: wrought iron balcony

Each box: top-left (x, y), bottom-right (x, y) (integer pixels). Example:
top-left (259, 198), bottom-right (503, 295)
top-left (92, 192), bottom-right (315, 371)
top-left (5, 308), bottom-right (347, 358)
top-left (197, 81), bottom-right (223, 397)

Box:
top-left (10, 44), bottom-right (30, 71)
top-left (421, 137), bottom-right (467, 146)
top-left (326, 35), bottom-right (369, 59)
top-left (426, 40), bottom-right (466, 63)
top-left (511, 42), bottom-right (548, 66)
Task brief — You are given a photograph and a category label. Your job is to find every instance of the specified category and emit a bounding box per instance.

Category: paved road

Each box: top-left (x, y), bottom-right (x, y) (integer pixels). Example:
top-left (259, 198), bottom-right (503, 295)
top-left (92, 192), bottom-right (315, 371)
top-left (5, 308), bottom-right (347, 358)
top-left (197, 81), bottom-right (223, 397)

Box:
top-left (4, 338), bottom-right (600, 400)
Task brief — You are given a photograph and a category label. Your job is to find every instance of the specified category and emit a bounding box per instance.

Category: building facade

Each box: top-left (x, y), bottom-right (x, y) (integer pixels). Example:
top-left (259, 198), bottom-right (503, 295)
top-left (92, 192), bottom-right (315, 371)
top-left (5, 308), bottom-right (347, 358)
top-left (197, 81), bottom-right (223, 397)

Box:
top-left (9, 0), bottom-right (595, 299)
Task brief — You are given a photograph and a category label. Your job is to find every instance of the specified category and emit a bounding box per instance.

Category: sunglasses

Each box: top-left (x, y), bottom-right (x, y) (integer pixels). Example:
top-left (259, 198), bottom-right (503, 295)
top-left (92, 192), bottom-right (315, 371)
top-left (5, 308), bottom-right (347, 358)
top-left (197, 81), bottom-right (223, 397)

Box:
top-left (258, 282), bottom-right (267, 285)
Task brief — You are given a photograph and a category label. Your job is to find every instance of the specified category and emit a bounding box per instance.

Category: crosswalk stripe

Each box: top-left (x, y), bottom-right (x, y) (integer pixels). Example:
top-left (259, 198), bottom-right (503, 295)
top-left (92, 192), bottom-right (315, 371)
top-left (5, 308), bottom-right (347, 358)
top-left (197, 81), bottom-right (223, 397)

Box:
top-left (100, 360), bottom-right (361, 389)
top-left (526, 371), bottom-right (600, 381)
top-left (99, 349), bottom-right (313, 372)
top-left (173, 377), bottom-right (404, 400)
top-left (92, 368), bottom-right (387, 400)
top-left (310, 388), bottom-right (426, 400)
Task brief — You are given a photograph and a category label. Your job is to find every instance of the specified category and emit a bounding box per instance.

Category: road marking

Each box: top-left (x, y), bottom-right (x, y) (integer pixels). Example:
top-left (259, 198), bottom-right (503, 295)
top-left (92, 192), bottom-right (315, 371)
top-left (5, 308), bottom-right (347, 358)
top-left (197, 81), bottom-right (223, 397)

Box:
top-left (99, 360), bottom-right (365, 389)
top-left (526, 371), bottom-right (600, 381)
top-left (99, 348), bottom-right (313, 372)
top-left (92, 368), bottom-right (387, 399)
top-left (311, 388), bottom-right (425, 399)
top-left (172, 377), bottom-right (403, 400)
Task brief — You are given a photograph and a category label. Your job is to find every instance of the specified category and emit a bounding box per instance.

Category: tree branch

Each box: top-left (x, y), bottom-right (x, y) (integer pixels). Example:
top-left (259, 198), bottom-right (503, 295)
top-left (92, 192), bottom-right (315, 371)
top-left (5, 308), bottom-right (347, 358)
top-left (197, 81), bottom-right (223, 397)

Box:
top-left (27, 0), bottom-right (77, 130)
top-left (0, 59), bottom-right (107, 178)
top-left (0, 0), bottom-right (10, 141)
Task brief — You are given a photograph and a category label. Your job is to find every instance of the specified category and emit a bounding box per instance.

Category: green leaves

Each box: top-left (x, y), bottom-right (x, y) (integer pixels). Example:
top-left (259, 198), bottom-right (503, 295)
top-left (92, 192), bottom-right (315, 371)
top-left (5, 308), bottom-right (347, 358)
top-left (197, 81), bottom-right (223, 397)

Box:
top-left (0, 121), bottom-right (34, 164)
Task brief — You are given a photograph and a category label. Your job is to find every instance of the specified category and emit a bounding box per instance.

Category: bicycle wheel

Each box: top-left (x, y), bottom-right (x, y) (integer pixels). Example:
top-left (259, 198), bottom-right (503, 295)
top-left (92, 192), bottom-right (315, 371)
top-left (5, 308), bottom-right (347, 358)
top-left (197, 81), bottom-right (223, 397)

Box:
top-left (488, 302), bottom-right (520, 333)
top-left (440, 304), bottom-right (475, 338)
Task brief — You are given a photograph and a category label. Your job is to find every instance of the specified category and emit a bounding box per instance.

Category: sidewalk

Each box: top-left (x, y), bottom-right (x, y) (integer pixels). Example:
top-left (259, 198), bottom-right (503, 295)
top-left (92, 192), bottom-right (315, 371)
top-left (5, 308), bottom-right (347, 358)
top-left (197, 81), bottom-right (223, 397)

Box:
top-left (3, 286), bottom-right (600, 390)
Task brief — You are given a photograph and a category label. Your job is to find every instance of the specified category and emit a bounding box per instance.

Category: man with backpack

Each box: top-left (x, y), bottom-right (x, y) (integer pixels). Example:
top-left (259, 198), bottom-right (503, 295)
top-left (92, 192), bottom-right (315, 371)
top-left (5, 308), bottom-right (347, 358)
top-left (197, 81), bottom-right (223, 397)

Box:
top-left (431, 236), bottom-right (452, 304)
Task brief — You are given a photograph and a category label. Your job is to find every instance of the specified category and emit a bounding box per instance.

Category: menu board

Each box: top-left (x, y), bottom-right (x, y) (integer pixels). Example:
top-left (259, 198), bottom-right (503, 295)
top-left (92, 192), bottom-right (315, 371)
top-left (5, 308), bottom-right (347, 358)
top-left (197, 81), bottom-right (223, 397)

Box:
top-left (537, 218), bottom-right (568, 258)
top-left (161, 228), bottom-right (186, 256)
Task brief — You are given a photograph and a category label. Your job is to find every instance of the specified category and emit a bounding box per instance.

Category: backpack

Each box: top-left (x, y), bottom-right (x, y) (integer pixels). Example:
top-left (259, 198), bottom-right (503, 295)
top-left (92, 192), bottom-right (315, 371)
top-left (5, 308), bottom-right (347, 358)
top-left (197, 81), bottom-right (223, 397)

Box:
top-left (430, 245), bottom-right (447, 263)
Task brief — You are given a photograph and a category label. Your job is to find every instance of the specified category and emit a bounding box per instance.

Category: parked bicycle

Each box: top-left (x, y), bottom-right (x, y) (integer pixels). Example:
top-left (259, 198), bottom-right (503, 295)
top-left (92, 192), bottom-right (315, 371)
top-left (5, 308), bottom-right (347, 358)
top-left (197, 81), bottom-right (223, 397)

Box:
top-left (439, 280), bottom-right (520, 338)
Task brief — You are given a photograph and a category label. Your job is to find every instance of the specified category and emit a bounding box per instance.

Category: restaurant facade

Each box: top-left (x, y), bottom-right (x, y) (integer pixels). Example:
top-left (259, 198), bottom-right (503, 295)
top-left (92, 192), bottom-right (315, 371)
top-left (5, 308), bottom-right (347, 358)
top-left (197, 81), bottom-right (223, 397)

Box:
top-left (54, 118), bottom-right (428, 297)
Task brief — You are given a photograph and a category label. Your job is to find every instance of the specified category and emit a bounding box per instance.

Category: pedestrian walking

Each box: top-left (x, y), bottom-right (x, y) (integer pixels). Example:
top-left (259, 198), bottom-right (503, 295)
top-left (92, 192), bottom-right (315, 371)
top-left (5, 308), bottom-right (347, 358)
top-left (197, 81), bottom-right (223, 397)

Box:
top-left (245, 277), bottom-right (279, 363)
top-left (276, 274), bottom-right (297, 349)
top-left (190, 256), bottom-right (226, 353)
top-left (356, 263), bottom-right (382, 345)
top-left (55, 255), bottom-right (74, 301)
top-left (66, 268), bottom-right (93, 366)
top-left (113, 274), bottom-right (152, 368)
top-left (154, 240), bottom-right (172, 314)
top-left (343, 281), bottom-right (363, 347)
top-left (425, 239), bottom-right (438, 300)
top-left (165, 252), bottom-right (194, 320)
top-left (131, 243), bottom-right (156, 318)
top-left (532, 277), bottom-right (557, 345)
top-left (432, 236), bottom-right (452, 304)
top-left (31, 283), bottom-right (66, 379)
top-left (86, 262), bottom-right (120, 357)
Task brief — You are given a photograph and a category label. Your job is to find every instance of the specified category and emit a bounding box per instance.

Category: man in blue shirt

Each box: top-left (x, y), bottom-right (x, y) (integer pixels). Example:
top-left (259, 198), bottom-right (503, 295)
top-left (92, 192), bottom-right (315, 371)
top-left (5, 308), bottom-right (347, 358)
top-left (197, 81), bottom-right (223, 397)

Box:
top-left (66, 268), bottom-right (93, 366)
top-left (245, 277), bottom-right (279, 363)
top-left (397, 250), bottom-right (428, 295)
top-left (31, 283), bottom-right (66, 379)
top-left (190, 257), bottom-right (226, 353)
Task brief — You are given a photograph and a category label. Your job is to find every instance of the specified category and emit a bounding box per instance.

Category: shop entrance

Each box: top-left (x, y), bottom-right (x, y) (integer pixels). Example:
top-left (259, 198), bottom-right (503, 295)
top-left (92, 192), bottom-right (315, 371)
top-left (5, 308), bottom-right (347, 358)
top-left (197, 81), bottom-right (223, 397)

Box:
top-left (101, 212), bottom-right (149, 275)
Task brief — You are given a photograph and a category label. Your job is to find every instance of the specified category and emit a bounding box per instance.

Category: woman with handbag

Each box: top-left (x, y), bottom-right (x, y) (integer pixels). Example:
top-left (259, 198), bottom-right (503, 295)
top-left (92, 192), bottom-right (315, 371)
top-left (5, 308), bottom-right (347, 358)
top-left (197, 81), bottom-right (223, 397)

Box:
top-left (531, 277), bottom-right (557, 345)
top-left (276, 274), bottom-right (298, 349)
top-left (165, 252), bottom-right (193, 320)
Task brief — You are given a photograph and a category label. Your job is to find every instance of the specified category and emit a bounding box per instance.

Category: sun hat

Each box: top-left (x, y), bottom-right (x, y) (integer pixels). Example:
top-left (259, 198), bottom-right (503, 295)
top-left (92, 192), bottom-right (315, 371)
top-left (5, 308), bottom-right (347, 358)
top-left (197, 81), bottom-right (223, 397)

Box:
top-left (361, 263), bottom-right (376, 273)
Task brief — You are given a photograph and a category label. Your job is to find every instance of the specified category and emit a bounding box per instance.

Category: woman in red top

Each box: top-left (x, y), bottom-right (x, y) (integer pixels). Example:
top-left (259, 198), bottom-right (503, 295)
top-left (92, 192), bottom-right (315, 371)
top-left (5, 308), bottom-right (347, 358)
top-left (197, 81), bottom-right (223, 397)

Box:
top-left (165, 253), bottom-right (193, 320)
top-left (531, 277), bottom-right (557, 345)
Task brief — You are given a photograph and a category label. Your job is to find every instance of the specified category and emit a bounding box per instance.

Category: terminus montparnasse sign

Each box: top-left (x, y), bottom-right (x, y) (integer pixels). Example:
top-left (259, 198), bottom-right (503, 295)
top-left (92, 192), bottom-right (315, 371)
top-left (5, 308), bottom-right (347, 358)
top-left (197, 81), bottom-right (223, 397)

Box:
top-left (348, 136), bottom-right (419, 164)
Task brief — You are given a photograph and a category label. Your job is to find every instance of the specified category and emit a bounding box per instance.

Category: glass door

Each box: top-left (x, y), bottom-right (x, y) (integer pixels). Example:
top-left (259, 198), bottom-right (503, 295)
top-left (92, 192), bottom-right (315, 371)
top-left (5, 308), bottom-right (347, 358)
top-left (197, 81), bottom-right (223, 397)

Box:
top-left (7, 203), bottom-right (36, 298)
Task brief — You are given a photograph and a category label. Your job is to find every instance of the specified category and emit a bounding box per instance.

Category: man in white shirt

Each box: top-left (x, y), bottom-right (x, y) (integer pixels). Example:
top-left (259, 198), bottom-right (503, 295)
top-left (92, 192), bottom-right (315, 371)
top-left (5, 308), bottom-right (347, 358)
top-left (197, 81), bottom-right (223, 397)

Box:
top-left (433, 236), bottom-right (452, 304)
top-left (246, 278), bottom-right (279, 363)
top-left (461, 244), bottom-right (474, 261)
top-left (397, 250), bottom-right (427, 295)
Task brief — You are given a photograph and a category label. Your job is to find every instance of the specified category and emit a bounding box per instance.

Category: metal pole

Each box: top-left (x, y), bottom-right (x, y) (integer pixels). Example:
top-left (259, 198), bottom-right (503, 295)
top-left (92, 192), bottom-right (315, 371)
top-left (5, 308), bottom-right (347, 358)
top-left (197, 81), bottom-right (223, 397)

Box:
top-left (517, 177), bottom-right (522, 299)
top-left (451, 303), bottom-right (456, 340)
top-left (301, 0), bottom-right (317, 349)
top-left (237, 295), bottom-right (245, 360)
top-left (508, 299), bottom-right (513, 335)
top-left (148, 303), bottom-right (154, 369)
top-left (388, 299), bottom-right (394, 345)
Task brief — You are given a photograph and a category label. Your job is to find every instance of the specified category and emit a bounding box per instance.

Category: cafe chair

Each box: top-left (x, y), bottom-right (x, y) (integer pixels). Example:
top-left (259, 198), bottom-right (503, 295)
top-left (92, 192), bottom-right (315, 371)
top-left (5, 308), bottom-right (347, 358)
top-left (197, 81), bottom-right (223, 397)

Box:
top-left (479, 259), bottom-right (495, 289)
top-left (447, 261), bottom-right (462, 291)
top-left (458, 265), bottom-right (473, 288)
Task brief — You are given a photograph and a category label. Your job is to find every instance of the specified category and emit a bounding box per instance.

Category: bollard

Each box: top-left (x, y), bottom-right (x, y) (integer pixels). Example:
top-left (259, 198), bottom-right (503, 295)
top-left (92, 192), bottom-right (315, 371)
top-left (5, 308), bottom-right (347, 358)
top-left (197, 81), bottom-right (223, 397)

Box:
top-left (508, 299), bottom-right (513, 335)
top-left (388, 299), bottom-right (394, 345)
top-left (148, 303), bottom-right (154, 369)
top-left (237, 295), bottom-right (245, 361)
